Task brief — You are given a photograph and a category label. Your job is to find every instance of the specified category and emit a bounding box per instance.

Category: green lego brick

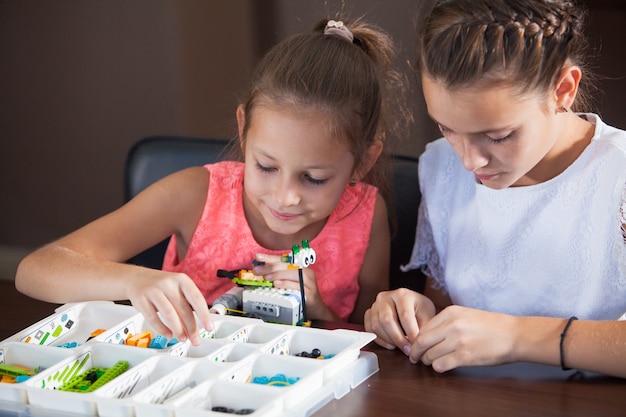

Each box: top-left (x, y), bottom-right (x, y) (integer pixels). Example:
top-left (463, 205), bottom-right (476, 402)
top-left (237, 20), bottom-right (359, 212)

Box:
top-left (58, 360), bottom-right (129, 393)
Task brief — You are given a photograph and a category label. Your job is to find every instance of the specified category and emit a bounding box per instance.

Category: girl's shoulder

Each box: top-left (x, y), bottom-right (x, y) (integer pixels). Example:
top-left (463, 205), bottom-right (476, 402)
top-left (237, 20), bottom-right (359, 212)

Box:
top-left (204, 160), bottom-right (244, 175)
top-left (419, 137), bottom-right (462, 173)
top-left (204, 161), bottom-right (245, 189)
top-left (588, 113), bottom-right (626, 154)
top-left (418, 138), bottom-right (473, 192)
top-left (420, 137), bottom-right (452, 160)
top-left (331, 181), bottom-right (378, 220)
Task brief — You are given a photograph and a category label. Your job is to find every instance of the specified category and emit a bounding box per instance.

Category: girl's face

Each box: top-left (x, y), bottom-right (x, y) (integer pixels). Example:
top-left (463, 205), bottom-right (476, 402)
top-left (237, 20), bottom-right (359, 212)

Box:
top-left (421, 74), bottom-right (566, 189)
top-left (239, 106), bottom-right (355, 248)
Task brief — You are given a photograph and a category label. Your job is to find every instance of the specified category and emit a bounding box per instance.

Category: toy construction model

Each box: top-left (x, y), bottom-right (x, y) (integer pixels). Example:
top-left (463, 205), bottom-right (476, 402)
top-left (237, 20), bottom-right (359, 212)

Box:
top-left (216, 262), bottom-right (273, 287)
top-left (213, 240), bottom-right (316, 326)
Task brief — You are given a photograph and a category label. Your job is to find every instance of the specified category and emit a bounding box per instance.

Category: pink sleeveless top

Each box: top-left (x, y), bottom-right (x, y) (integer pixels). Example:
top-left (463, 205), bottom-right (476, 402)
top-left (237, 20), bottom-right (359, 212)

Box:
top-left (162, 161), bottom-right (377, 321)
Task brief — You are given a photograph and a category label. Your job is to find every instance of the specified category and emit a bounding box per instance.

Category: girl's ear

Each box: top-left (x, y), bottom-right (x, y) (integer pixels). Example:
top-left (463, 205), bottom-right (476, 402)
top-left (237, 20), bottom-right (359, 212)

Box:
top-left (554, 65), bottom-right (582, 111)
top-left (236, 105), bottom-right (246, 153)
top-left (354, 140), bottom-right (383, 181)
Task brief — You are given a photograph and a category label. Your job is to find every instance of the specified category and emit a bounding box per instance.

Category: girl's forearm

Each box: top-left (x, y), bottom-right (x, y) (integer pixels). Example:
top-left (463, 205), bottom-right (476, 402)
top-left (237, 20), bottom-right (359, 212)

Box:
top-left (15, 244), bottom-right (152, 303)
top-left (564, 319), bottom-right (626, 378)
top-left (512, 316), bottom-right (626, 378)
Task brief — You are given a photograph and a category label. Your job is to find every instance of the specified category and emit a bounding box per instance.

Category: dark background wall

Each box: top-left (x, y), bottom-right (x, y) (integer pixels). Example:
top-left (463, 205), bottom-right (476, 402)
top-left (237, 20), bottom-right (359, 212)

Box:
top-left (1, 0), bottom-right (624, 259)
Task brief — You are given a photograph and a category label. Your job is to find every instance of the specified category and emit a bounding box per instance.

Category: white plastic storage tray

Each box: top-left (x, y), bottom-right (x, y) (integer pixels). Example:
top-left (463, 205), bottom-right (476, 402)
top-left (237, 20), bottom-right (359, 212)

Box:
top-left (0, 301), bottom-right (378, 417)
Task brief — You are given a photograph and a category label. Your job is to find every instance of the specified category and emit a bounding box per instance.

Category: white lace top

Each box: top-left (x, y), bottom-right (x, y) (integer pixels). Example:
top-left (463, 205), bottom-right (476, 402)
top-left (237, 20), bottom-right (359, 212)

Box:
top-left (403, 114), bottom-right (626, 320)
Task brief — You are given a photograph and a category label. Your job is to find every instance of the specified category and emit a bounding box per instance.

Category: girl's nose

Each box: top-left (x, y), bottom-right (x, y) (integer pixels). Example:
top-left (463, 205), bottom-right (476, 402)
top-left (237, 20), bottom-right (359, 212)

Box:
top-left (274, 176), bottom-right (301, 207)
top-left (460, 139), bottom-right (489, 172)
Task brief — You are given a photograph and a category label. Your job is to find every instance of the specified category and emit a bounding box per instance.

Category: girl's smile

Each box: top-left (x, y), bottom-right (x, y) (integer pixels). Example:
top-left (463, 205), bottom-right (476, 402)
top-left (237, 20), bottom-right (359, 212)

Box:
top-left (269, 208), bottom-right (301, 221)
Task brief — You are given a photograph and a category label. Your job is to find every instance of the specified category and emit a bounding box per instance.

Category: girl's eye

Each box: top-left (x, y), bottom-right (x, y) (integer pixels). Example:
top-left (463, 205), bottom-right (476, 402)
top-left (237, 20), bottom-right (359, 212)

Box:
top-left (256, 162), bottom-right (327, 185)
top-left (304, 174), bottom-right (327, 186)
top-left (486, 133), bottom-right (513, 144)
top-left (256, 162), bottom-right (275, 173)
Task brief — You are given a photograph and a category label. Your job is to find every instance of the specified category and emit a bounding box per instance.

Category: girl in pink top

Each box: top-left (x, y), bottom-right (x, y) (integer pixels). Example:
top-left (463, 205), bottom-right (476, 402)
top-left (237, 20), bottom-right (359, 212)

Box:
top-left (16, 18), bottom-right (411, 343)
top-left (162, 161), bottom-right (377, 322)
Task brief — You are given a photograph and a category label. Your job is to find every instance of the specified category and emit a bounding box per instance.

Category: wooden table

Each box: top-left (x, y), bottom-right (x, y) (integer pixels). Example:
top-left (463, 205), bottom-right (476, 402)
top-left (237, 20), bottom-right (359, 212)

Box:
top-left (1, 280), bottom-right (625, 416)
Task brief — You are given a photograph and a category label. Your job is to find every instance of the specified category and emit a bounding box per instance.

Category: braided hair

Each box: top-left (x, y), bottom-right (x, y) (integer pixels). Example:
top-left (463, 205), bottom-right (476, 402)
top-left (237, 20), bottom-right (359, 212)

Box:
top-left (416, 0), bottom-right (594, 111)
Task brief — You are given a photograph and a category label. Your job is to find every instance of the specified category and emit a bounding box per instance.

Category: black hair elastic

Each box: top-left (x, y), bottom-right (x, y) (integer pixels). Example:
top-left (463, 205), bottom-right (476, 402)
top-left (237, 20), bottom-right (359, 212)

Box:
top-left (560, 316), bottom-right (578, 371)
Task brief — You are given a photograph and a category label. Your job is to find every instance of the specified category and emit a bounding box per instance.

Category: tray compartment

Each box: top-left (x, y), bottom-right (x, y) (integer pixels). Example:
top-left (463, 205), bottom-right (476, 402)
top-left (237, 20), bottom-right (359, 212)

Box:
top-left (94, 355), bottom-right (188, 417)
top-left (0, 342), bottom-right (75, 403)
top-left (134, 380), bottom-right (284, 417)
top-left (3, 301), bottom-right (136, 348)
top-left (93, 312), bottom-right (197, 356)
top-left (219, 352), bottom-right (325, 409)
top-left (25, 343), bottom-right (156, 416)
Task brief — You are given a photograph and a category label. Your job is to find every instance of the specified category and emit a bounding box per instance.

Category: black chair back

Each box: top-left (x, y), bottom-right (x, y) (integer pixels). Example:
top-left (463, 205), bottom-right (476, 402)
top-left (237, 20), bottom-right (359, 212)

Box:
top-left (124, 136), bottom-right (231, 267)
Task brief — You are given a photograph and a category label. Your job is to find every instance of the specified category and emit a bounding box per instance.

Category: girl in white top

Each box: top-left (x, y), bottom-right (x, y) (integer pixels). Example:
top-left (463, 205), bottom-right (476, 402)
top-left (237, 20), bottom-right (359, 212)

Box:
top-left (364, 0), bottom-right (626, 378)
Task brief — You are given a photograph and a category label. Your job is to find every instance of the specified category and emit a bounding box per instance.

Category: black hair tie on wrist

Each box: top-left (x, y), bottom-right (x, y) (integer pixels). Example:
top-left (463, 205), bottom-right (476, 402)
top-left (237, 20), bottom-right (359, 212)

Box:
top-left (560, 316), bottom-right (578, 371)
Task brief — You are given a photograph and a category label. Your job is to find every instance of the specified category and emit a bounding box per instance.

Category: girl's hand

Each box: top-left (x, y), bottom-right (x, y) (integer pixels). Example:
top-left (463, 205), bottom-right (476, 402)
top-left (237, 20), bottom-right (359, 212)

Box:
top-left (410, 305), bottom-right (518, 372)
top-left (125, 270), bottom-right (213, 346)
top-left (253, 253), bottom-right (338, 321)
top-left (364, 288), bottom-right (436, 353)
